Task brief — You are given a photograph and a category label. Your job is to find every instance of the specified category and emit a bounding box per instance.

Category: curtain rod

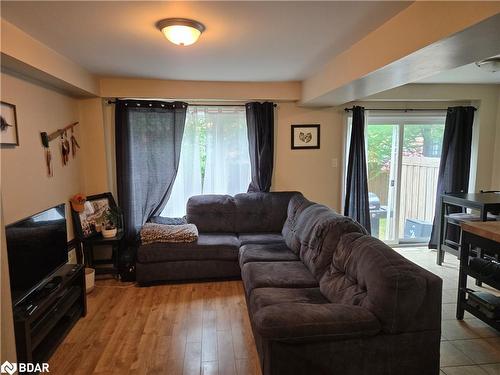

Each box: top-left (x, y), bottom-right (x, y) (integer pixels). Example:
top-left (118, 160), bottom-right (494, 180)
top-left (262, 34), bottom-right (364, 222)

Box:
top-left (188, 103), bottom-right (277, 108)
top-left (106, 99), bottom-right (276, 107)
top-left (344, 107), bottom-right (477, 112)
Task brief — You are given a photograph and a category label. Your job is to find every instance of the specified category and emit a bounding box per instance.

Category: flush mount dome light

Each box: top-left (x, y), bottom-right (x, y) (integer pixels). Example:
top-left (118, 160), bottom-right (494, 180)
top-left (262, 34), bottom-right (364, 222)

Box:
top-left (475, 57), bottom-right (500, 73)
top-left (156, 18), bottom-right (205, 46)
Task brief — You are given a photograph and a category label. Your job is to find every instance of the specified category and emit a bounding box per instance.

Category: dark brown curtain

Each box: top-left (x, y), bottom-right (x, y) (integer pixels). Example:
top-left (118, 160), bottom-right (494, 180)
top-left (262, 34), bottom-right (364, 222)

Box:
top-left (246, 102), bottom-right (274, 192)
top-left (344, 106), bottom-right (371, 234)
top-left (115, 100), bottom-right (187, 241)
top-left (429, 106), bottom-right (475, 249)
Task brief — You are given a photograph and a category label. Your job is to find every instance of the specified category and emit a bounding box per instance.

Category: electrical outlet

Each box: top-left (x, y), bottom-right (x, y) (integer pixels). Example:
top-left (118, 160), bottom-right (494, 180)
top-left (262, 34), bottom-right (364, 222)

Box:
top-left (331, 158), bottom-right (338, 168)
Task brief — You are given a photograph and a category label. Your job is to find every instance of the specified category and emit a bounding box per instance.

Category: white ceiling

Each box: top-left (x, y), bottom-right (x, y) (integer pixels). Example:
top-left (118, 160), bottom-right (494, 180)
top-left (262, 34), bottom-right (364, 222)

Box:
top-left (417, 61), bottom-right (500, 84)
top-left (1, 1), bottom-right (411, 81)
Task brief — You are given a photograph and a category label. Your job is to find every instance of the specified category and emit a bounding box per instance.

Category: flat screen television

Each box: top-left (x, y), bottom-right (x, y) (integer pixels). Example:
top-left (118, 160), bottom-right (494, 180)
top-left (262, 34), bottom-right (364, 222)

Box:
top-left (6, 204), bottom-right (68, 303)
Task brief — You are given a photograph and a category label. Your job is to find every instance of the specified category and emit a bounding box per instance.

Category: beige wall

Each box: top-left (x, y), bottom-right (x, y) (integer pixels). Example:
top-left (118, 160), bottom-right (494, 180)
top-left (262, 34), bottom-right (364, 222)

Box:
top-left (102, 102), bottom-right (117, 199)
top-left (78, 98), bottom-right (109, 195)
top-left (273, 103), bottom-right (343, 209)
top-left (0, 71), bottom-right (84, 236)
top-left (100, 78), bottom-right (301, 102)
top-left (1, 200), bottom-right (17, 365)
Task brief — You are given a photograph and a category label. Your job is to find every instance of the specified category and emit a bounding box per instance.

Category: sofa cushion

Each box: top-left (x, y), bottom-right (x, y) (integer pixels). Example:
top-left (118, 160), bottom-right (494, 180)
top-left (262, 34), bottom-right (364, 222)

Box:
top-left (238, 232), bottom-right (284, 246)
top-left (249, 287), bottom-right (327, 314)
top-left (241, 261), bottom-right (318, 295)
top-left (186, 195), bottom-right (236, 232)
top-left (282, 194), bottom-right (314, 254)
top-left (137, 233), bottom-right (240, 263)
top-left (320, 232), bottom-right (432, 334)
top-left (253, 303), bottom-right (381, 340)
top-left (239, 243), bottom-right (298, 267)
top-left (291, 204), bottom-right (367, 281)
top-left (283, 201), bottom-right (327, 255)
top-left (234, 192), bottom-right (300, 233)
top-left (318, 232), bottom-right (368, 306)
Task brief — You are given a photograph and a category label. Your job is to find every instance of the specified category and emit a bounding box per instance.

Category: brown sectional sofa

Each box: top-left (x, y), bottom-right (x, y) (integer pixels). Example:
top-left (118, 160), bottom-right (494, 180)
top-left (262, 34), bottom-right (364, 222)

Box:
top-left (136, 192), bottom-right (442, 374)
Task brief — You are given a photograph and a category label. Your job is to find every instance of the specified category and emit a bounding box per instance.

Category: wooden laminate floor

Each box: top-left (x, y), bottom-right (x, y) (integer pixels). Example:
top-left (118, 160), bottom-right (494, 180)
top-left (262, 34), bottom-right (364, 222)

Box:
top-left (49, 280), bottom-right (260, 375)
top-left (48, 248), bottom-right (500, 375)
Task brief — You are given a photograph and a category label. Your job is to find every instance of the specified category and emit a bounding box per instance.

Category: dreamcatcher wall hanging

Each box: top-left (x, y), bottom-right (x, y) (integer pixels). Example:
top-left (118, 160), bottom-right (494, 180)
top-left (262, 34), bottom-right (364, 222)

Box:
top-left (40, 121), bottom-right (80, 177)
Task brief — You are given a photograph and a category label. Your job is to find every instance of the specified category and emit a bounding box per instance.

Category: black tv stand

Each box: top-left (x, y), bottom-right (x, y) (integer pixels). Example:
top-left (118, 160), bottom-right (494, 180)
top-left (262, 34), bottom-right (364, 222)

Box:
top-left (13, 264), bottom-right (86, 369)
top-left (26, 276), bottom-right (64, 305)
top-left (42, 275), bottom-right (63, 292)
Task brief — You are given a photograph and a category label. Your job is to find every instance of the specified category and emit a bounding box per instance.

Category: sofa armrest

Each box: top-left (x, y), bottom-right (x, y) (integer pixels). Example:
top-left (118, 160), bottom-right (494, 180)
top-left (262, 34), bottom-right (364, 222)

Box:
top-left (253, 303), bottom-right (380, 341)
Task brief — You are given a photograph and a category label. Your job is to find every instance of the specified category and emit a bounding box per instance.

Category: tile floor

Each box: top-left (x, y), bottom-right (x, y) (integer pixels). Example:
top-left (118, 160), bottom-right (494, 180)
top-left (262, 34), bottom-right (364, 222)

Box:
top-left (395, 247), bottom-right (500, 375)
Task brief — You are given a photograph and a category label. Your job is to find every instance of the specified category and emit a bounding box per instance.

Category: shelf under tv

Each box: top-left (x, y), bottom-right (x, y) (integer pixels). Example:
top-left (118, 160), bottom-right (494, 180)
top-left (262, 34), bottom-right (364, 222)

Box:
top-left (12, 264), bottom-right (87, 372)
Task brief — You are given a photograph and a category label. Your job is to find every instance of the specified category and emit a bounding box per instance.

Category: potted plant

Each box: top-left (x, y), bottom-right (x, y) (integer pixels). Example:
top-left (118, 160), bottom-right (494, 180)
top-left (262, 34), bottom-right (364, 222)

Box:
top-left (102, 206), bottom-right (121, 238)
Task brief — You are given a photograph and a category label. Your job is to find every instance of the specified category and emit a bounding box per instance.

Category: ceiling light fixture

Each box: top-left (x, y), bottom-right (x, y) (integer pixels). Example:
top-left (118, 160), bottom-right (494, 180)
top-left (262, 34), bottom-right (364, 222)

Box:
top-left (156, 18), bottom-right (205, 46)
top-left (475, 57), bottom-right (500, 73)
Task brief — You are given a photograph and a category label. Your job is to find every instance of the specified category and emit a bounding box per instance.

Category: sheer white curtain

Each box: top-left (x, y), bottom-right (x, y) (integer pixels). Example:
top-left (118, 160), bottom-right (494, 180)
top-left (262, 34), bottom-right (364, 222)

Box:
top-left (161, 106), bottom-right (250, 217)
top-left (203, 107), bottom-right (251, 195)
top-left (161, 109), bottom-right (203, 217)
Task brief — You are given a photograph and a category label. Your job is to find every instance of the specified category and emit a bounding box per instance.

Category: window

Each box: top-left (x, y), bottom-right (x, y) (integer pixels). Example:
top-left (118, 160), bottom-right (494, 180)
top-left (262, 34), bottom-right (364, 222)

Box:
top-left (345, 111), bottom-right (446, 245)
top-left (161, 106), bottom-right (251, 217)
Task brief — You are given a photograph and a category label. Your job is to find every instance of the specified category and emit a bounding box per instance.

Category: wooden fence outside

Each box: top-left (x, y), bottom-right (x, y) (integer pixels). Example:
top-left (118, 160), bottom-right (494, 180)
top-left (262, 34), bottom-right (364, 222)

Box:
top-left (399, 156), bottom-right (440, 233)
top-left (369, 156), bottom-right (440, 234)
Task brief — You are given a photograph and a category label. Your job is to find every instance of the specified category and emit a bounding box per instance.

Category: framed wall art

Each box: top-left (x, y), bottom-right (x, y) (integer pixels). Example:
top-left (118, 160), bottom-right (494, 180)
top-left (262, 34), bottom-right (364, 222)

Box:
top-left (1, 101), bottom-right (19, 146)
top-left (71, 192), bottom-right (118, 239)
top-left (291, 124), bottom-right (320, 150)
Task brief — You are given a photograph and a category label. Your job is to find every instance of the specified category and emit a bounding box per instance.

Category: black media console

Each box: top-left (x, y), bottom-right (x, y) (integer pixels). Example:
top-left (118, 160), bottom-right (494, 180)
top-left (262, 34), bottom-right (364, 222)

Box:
top-left (13, 264), bottom-right (86, 366)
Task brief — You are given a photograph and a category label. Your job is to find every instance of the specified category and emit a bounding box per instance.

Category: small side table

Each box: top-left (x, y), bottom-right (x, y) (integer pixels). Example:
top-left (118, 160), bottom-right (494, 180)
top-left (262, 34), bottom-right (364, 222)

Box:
top-left (80, 230), bottom-right (124, 276)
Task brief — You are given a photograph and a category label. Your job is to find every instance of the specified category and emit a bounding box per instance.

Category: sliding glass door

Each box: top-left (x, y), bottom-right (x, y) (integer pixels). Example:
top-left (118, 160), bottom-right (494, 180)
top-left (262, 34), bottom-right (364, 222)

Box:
top-left (364, 113), bottom-right (445, 245)
top-left (366, 121), bottom-right (399, 244)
